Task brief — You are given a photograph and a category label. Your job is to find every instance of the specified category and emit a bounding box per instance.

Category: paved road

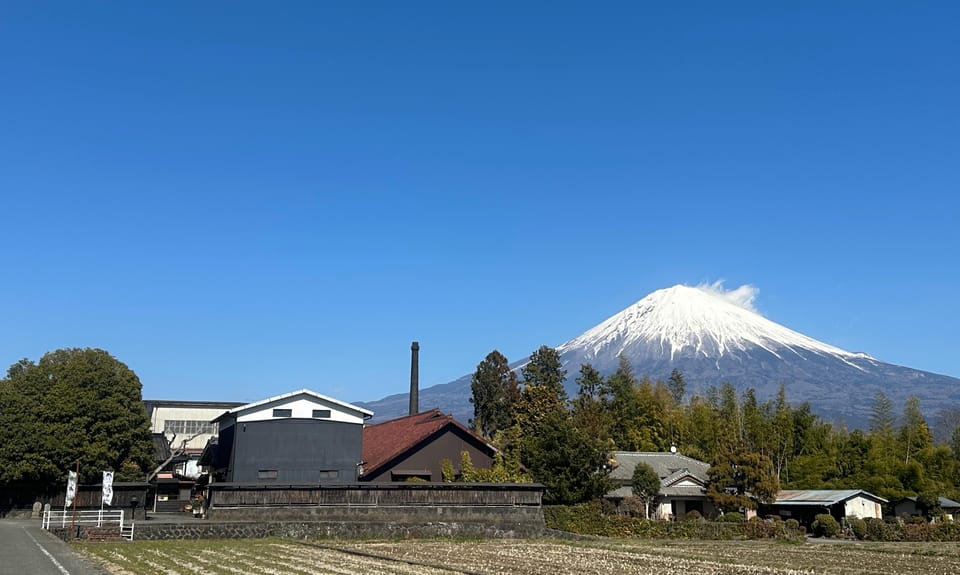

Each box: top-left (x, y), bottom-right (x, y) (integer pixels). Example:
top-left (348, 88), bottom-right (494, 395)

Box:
top-left (0, 519), bottom-right (108, 575)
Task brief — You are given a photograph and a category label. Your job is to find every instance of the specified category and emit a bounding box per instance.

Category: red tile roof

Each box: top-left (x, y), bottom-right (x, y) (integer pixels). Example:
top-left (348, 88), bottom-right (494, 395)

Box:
top-left (361, 409), bottom-right (493, 478)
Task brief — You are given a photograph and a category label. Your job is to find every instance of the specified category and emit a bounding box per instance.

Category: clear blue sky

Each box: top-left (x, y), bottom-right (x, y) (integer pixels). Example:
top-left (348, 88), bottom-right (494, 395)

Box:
top-left (2, 2), bottom-right (957, 405)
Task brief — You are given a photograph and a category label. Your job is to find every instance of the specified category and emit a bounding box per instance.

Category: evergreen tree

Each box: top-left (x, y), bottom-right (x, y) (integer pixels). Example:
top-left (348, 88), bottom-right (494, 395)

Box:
top-left (571, 363), bottom-right (612, 442)
top-left (0, 349), bottom-right (154, 497)
top-left (707, 446), bottom-right (779, 512)
top-left (513, 347), bottom-right (607, 504)
top-left (607, 355), bottom-right (642, 450)
top-left (469, 350), bottom-right (520, 439)
top-left (631, 462), bottom-right (662, 519)
top-left (667, 369), bottom-right (686, 405)
top-left (519, 407), bottom-right (610, 504)
top-left (520, 345), bottom-right (567, 401)
top-left (869, 391), bottom-right (896, 435)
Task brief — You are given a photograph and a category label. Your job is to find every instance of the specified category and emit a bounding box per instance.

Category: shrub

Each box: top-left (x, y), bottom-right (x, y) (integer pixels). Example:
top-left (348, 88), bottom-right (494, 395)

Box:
top-left (684, 510), bottom-right (703, 521)
top-left (812, 514), bottom-right (840, 538)
top-left (782, 518), bottom-right (805, 540)
top-left (742, 520), bottom-right (771, 539)
top-left (932, 520), bottom-right (960, 542)
top-left (903, 522), bottom-right (932, 541)
top-left (864, 517), bottom-right (903, 541)
top-left (718, 512), bottom-right (745, 523)
top-left (845, 516), bottom-right (867, 540)
top-left (618, 496), bottom-right (647, 518)
top-left (543, 503), bottom-right (803, 541)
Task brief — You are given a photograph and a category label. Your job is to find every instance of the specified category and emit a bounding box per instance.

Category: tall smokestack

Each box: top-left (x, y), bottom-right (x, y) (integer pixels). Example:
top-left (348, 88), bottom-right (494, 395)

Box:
top-left (409, 341), bottom-right (419, 416)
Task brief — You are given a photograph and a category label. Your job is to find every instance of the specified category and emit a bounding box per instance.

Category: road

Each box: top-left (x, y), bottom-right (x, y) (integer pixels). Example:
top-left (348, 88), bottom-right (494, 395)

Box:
top-left (0, 519), bottom-right (107, 575)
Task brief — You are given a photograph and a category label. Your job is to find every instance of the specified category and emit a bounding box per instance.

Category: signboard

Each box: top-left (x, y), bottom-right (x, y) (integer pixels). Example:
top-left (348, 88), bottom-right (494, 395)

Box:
top-left (102, 471), bottom-right (114, 506)
top-left (65, 471), bottom-right (77, 506)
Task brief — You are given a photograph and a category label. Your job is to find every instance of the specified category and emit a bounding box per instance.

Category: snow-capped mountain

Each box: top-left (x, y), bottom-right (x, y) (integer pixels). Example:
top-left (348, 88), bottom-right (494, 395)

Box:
top-left (360, 284), bottom-right (960, 426)
top-left (555, 284), bottom-right (873, 370)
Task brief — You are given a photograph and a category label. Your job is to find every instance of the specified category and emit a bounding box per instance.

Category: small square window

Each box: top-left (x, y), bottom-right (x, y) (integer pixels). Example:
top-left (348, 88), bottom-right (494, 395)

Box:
top-left (318, 470), bottom-right (339, 480)
top-left (258, 469), bottom-right (279, 479)
top-left (312, 409), bottom-right (331, 418)
top-left (272, 408), bottom-right (292, 418)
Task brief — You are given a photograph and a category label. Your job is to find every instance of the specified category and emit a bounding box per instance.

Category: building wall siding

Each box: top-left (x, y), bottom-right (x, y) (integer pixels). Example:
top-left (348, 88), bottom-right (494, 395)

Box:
top-left (844, 496), bottom-right (883, 519)
top-left (364, 427), bottom-right (495, 483)
top-left (236, 397), bottom-right (367, 425)
top-left (228, 419), bottom-right (362, 483)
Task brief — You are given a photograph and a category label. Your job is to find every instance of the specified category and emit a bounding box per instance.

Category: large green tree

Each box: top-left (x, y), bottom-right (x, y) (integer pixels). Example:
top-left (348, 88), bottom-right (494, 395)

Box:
top-left (469, 350), bottom-right (520, 439)
top-left (512, 346), bottom-right (609, 504)
top-left (519, 407), bottom-right (610, 504)
top-left (707, 446), bottom-right (780, 512)
top-left (0, 349), bottom-right (154, 498)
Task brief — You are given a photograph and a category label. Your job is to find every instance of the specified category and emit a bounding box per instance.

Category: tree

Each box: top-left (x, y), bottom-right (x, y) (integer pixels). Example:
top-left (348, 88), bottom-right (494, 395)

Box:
top-left (520, 345), bottom-right (567, 401)
top-left (917, 491), bottom-right (944, 520)
top-left (899, 396), bottom-right (932, 465)
top-left (869, 391), bottom-right (896, 435)
top-left (0, 349), bottom-right (154, 500)
top-left (469, 350), bottom-right (520, 439)
top-left (513, 346), bottom-right (607, 504)
top-left (707, 447), bottom-right (780, 513)
top-left (571, 363), bottom-right (613, 442)
top-left (631, 462), bottom-right (661, 519)
top-left (770, 385), bottom-right (794, 483)
top-left (667, 369), bottom-right (686, 406)
top-left (519, 407), bottom-right (610, 504)
top-left (607, 355), bottom-right (642, 451)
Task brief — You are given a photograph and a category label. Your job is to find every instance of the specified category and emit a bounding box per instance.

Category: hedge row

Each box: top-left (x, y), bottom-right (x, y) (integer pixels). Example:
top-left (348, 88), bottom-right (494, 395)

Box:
top-left (544, 502), bottom-right (804, 541)
top-left (845, 516), bottom-right (960, 542)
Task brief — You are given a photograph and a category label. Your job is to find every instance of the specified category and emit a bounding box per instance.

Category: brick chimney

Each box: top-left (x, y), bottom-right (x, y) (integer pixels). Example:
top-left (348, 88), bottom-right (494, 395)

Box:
top-left (409, 341), bottom-right (419, 416)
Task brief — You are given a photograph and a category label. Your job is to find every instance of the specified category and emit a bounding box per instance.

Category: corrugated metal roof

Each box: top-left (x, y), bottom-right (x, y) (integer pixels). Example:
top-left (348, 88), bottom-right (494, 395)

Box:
top-left (774, 489), bottom-right (887, 505)
top-left (898, 496), bottom-right (960, 509)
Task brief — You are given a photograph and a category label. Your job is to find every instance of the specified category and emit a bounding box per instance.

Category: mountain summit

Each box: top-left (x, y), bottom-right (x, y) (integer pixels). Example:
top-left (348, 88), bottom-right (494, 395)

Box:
top-left (360, 284), bottom-right (960, 426)
top-left (557, 284), bottom-right (872, 368)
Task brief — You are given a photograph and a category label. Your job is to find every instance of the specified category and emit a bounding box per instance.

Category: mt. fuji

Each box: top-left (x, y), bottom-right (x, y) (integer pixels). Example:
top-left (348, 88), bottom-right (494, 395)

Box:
top-left (360, 284), bottom-right (960, 426)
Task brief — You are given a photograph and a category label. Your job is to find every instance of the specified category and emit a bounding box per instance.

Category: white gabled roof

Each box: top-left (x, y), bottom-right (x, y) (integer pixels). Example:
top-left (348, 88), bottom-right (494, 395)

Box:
top-left (214, 388), bottom-right (373, 421)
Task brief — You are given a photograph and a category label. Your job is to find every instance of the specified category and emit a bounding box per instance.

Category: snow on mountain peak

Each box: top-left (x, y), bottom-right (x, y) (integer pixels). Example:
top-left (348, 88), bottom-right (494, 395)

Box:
top-left (556, 283), bottom-right (873, 365)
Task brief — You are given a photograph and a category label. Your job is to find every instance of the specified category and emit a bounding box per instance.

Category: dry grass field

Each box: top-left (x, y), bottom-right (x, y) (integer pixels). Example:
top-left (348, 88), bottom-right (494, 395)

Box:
top-left (78, 538), bottom-right (960, 575)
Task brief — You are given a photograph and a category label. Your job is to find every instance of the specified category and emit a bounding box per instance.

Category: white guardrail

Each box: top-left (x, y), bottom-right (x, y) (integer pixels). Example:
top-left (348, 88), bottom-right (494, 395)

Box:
top-left (41, 509), bottom-right (134, 540)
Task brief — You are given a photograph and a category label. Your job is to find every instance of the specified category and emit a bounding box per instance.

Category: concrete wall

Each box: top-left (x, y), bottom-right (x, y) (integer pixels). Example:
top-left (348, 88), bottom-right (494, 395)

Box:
top-left (50, 515), bottom-right (548, 541)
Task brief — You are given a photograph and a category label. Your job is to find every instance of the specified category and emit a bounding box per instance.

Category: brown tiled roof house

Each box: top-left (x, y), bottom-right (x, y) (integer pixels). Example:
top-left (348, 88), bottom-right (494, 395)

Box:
top-left (361, 409), bottom-right (497, 482)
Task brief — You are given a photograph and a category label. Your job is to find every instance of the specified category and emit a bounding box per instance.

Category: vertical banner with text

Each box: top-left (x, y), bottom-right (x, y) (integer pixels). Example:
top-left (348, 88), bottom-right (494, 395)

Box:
top-left (65, 470), bottom-right (77, 507)
top-left (102, 471), bottom-right (114, 506)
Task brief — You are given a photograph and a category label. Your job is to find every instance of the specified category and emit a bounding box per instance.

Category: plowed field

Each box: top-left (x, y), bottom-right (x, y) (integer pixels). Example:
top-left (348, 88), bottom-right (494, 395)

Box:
top-left (79, 538), bottom-right (960, 575)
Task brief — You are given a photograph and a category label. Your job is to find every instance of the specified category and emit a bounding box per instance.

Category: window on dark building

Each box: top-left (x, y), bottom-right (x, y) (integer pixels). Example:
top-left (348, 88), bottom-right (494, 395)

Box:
top-left (272, 408), bottom-right (292, 418)
top-left (312, 409), bottom-right (331, 418)
top-left (258, 469), bottom-right (279, 479)
top-left (318, 470), bottom-right (339, 480)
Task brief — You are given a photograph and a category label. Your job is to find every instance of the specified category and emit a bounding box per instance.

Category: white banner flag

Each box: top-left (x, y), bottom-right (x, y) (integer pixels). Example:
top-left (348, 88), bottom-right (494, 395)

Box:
top-left (65, 471), bottom-right (77, 506)
top-left (102, 471), bottom-right (114, 506)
